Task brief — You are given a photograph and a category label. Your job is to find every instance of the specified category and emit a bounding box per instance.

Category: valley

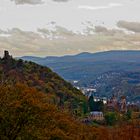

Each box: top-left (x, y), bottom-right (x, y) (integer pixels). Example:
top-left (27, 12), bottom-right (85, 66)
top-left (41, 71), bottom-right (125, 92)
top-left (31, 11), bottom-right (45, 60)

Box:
top-left (21, 51), bottom-right (140, 104)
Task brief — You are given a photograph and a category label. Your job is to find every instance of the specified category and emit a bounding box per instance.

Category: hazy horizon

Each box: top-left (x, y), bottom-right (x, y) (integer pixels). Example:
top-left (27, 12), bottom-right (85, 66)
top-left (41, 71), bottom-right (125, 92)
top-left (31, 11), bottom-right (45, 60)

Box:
top-left (0, 0), bottom-right (140, 56)
top-left (1, 49), bottom-right (140, 58)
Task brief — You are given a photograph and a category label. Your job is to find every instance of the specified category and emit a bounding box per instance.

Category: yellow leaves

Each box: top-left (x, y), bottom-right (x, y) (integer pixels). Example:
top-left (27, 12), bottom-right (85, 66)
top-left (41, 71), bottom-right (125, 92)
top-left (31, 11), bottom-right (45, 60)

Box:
top-left (0, 83), bottom-right (107, 140)
top-left (9, 101), bottom-right (21, 108)
top-left (49, 129), bottom-right (70, 140)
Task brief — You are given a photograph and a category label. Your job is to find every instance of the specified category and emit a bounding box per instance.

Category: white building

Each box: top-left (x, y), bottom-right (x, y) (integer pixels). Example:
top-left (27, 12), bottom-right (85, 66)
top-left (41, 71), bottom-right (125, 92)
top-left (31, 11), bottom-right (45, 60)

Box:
top-left (90, 111), bottom-right (104, 121)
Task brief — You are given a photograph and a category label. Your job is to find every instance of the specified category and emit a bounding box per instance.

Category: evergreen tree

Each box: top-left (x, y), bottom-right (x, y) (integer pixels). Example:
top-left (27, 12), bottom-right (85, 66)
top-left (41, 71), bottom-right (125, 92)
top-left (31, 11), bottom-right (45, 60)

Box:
top-left (88, 95), bottom-right (94, 111)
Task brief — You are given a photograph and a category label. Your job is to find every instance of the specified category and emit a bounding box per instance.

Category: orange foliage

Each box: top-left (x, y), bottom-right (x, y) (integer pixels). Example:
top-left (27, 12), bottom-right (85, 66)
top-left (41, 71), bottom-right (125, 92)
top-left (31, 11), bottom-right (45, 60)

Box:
top-left (0, 83), bottom-right (109, 140)
top-left (108, 120), bottom-right (140, 140)
top-left (0, 57), bottom-right (86, 114)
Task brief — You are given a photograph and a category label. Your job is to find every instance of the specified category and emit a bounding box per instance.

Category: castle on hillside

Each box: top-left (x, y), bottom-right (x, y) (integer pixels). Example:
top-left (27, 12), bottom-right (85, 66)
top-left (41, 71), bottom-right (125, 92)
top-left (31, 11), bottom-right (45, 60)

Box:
top-left (3, 50), bottom-right (12, 60)
top-left (107, 95), bottom-right (127, 113)
top-left (107, 95), bottom-right (119, 112)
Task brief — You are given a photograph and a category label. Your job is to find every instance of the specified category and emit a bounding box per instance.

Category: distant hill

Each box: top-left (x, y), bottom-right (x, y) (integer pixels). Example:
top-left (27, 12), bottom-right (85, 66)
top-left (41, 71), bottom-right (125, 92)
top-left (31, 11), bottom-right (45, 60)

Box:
top-left (20, 50), bottom-right (140, 102)
top-left (21, 50), bottom-right (140, 62)
top-left (20, 50), bottom-right (140, 80)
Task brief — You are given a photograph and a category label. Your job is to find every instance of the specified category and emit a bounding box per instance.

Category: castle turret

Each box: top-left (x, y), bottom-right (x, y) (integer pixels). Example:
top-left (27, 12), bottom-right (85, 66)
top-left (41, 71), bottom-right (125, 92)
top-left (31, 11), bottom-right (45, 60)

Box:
top-left (3, 50), bottom-right (12, 60)
top-left (120, 96), bottom-right (127, 113)
top-left (107, 94), bottom-right (119, 111)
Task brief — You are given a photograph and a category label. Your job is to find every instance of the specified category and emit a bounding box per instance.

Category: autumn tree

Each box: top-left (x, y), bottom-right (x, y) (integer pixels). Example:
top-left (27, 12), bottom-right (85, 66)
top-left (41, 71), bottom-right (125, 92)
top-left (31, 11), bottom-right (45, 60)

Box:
top-left (0, 83), bottom-right (109, 140)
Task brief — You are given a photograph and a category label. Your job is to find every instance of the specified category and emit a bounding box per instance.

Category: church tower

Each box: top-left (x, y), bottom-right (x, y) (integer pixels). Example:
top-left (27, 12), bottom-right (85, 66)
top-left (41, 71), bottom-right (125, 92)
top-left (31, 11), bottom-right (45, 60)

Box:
top-left (120, 96), bottom-right (127, 113)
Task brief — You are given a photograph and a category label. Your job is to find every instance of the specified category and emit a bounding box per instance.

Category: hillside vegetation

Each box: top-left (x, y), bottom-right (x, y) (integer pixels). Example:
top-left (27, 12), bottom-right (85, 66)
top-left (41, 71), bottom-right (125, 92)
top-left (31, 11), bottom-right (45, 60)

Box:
top-left (0, 52), bottom-right (87, 115)
top-left (0, 84), bottom-right (108, 140)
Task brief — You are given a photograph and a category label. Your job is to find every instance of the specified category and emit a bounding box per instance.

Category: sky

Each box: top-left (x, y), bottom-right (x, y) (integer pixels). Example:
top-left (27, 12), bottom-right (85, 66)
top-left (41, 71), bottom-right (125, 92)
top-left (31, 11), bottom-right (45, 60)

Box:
top-left (0, 0), bottom-right (140, 56)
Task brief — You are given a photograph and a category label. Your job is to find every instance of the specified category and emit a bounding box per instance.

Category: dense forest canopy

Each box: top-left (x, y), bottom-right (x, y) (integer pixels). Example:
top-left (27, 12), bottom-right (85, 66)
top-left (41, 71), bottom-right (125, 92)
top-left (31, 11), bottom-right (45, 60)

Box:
top-left (0, 84), bottom-right (108, 140)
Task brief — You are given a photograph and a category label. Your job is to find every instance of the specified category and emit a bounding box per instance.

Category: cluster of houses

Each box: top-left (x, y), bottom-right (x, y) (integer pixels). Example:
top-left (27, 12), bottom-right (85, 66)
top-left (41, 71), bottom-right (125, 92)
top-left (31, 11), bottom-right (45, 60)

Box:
top-left (89, 95), bottom-right (127, 121)
top-left (77, 86), bottom-right (129, 121)
top-left (74, 82), bottom-right (139, 122)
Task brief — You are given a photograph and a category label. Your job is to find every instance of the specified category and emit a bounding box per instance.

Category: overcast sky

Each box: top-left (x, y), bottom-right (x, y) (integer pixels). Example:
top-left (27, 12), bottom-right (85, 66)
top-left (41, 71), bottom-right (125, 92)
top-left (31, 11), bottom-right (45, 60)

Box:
top-left (0, 0), bottom-right (140, 56)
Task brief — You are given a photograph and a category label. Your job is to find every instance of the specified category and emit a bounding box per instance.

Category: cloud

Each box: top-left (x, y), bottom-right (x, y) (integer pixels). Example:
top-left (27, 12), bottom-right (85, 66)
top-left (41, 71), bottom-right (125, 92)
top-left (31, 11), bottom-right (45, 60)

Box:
top-left (38, 25), bottom-right (75, 39)
top-left (94, 26), bottom-right (108, 33)
top-left (117, 20), bottom-right (140, 33)
top-left (0, 22), bottom-right (140, 57)
top-left (52, 0), bottom-right (70, 2)
top-left (11, 0), bottom-right (44, 5)
top-left (78, 3), bottom-right (123, 10)
top-left (94, 26), bottom-right (124, 35)
top-left (11, 0), bottom-right (70, 5)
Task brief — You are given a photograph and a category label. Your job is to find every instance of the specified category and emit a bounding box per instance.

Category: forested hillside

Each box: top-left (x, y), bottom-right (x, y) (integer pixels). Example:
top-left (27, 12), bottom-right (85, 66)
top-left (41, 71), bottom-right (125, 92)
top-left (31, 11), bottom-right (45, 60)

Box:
top-left (0, 51), bottom-right (87, 115)
top-left (0, 84), bottom-right (109, 140)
